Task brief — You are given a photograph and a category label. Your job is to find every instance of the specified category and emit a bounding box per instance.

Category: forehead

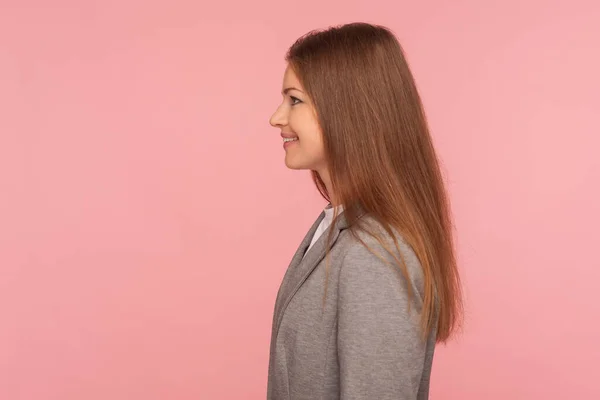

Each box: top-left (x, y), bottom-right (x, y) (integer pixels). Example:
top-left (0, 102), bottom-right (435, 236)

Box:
top-left (283, 65), bottom-right (302, 88)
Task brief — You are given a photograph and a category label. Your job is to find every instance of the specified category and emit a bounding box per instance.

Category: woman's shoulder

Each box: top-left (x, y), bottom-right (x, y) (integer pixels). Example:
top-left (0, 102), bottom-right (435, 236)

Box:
top-left (337, 215), bottom-right (424, 288)
top-left (335, 215), bottom-right (426, 306)
top-left (341, 215), bottom-right (417, 258)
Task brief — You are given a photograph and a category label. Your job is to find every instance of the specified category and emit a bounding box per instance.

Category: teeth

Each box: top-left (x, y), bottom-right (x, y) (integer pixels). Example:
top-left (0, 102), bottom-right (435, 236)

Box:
top-left (283, 138), bottom-right (298, 142)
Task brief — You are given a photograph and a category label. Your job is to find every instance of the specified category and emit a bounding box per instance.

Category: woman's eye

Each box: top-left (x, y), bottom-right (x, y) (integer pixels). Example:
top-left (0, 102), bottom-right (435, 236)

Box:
top-left (290, 96), bottom-right (302, 106)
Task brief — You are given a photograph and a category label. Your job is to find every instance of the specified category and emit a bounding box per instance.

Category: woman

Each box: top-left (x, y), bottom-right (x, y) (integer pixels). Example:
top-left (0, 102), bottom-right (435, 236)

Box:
top-left (267, 22), bottom-right (463, 400)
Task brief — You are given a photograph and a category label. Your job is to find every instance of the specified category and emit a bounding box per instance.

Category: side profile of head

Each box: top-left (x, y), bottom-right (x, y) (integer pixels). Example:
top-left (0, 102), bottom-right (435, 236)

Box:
top-left (269, 66), bottom-right (326, 173)
top-left (270, 22), bottom-right (463, 343)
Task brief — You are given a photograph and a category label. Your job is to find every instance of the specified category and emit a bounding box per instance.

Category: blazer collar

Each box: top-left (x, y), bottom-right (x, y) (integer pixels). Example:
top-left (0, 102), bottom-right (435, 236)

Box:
top-left (271, 206), bottom-right (355, 342)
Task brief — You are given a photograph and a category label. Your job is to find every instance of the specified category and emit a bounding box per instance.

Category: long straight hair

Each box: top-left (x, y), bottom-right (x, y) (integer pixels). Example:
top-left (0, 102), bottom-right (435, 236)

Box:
top-left (285, 22), bottom-right (463, 343)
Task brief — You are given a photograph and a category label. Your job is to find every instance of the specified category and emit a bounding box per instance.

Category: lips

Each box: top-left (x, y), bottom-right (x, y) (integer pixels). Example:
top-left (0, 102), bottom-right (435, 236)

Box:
top-left (281, 132), bottom-right (298, 139)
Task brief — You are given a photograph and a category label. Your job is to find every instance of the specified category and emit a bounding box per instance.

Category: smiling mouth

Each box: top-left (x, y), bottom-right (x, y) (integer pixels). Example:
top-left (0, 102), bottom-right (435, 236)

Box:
top-left (283, 137), bottom-right (299, 143)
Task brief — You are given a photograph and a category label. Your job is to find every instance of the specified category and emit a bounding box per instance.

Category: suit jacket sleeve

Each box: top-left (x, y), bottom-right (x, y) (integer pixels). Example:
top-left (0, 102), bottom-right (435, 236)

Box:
top-left (337, 240), bottom-right (428, 400)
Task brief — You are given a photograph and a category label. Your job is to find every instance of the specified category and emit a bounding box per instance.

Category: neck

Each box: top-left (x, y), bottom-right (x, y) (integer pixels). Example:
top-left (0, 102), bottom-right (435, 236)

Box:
top-left (317, 168), bottom-right (338, 206)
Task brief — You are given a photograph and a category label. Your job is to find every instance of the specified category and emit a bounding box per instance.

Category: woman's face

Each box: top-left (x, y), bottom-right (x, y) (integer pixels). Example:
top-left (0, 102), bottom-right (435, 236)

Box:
top-left (270, 65), bottom-right (327, 172)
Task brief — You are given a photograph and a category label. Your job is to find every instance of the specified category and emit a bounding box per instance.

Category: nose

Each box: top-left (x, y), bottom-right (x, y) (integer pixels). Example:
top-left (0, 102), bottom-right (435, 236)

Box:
top-left (269, 103), bottom-right (287, 128)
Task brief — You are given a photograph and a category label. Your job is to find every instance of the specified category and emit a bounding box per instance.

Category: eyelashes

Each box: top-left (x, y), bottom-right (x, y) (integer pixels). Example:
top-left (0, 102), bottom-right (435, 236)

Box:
top-left (290, 96), bottom-right (302, 106)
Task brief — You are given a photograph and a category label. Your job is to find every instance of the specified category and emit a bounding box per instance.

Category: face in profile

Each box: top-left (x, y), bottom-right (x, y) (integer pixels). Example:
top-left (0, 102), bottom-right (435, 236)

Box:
top-left (270, 65), bottom-right (327, 173)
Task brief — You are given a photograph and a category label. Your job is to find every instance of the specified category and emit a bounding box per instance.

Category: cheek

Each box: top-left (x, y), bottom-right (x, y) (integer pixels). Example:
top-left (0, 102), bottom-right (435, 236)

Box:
top-left (288, 111), bottom-right (326, 163)
top-left (298, 129), bottom-right (323, 154)
top-left (290, 113), bottom-right (323, 144)
top-left (299, 131), bottom-right (326, 165)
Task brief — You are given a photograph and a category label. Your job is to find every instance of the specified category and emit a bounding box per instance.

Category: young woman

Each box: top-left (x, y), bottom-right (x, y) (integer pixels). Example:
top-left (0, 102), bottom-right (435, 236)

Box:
top-left (267, 22), bottom-right (463, 400)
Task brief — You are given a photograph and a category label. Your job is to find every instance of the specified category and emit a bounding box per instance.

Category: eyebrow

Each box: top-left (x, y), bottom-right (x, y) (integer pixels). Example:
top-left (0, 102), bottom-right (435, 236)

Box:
top-left (282, 87), bottom-right (304, 95)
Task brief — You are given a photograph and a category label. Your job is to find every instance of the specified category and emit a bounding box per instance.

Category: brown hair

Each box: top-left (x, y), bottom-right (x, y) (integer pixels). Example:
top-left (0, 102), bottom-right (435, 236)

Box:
top-left (285, 22), bottom-right (463, 343)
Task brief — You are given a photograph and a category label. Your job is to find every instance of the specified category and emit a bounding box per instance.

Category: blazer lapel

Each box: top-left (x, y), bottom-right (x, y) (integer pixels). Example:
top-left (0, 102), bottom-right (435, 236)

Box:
top-left (272, 209), bottom-right (352, 341)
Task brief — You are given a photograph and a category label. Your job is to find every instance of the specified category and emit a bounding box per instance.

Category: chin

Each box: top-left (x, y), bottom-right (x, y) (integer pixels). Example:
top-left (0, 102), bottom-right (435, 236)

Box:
top-left (284, 161), bottom-right (306, 170)
top-left (284, 157), bottom-right (310, 170)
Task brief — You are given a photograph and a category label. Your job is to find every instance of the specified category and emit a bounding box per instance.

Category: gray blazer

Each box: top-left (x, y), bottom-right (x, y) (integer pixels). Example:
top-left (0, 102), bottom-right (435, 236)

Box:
top-left (267, 209), bottom-right (437, 400)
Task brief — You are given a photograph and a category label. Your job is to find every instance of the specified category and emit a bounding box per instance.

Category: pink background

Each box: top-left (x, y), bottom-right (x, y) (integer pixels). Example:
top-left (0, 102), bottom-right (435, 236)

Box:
top-left (1, 0), bottom-right (599, 398)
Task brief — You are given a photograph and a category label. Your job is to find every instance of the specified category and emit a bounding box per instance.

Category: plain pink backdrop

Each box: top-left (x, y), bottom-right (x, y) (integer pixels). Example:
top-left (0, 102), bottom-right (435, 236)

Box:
top-left (1, 0), bottom-right (599, 398)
